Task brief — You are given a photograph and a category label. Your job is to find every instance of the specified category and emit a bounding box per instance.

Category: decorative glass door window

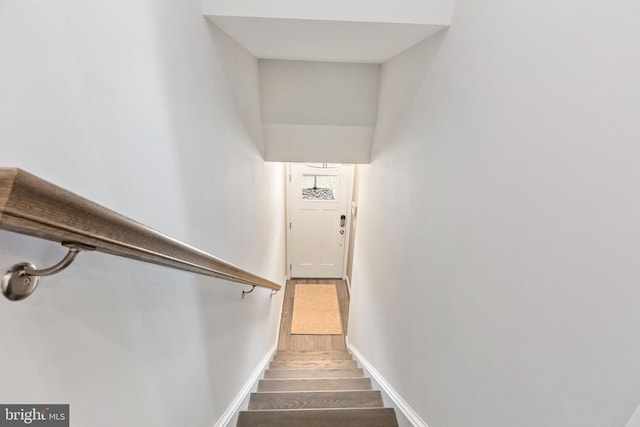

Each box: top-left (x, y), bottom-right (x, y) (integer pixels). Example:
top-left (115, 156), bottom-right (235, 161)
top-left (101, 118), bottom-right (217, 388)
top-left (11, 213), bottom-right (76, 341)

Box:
top-left (302, 174), bottom-right (338, 201)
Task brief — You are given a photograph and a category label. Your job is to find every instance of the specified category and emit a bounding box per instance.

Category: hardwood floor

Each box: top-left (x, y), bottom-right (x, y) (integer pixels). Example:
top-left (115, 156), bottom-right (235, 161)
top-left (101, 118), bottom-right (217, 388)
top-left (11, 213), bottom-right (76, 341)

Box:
top-left (238, 350), bottom-right (398, 427)
top-left (278, 278), bottom-right (350, 352)
top-left (236, 278), bottom-right (399, 426)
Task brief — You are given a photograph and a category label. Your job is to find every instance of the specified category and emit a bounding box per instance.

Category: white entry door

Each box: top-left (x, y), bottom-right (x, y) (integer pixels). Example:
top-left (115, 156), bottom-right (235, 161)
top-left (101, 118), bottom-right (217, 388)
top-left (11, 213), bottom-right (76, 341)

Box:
top-left (287, 163), bottom-right (354, 278)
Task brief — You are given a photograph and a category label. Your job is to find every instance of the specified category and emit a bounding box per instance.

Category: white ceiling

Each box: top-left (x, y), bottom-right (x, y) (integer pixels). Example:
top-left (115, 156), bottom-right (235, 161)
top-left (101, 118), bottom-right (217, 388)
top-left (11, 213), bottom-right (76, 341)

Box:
top-left (207, 16), bottom-right (446, 63)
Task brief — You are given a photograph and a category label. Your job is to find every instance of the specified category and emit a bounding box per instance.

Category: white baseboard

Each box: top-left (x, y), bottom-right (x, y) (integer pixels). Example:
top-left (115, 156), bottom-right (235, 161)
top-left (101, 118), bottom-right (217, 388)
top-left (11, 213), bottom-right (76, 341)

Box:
top-left (348, 343), bottom-right (429, 427)
top-left (345, 276), bottom-right (351, 295)
top-left (213, 343), bottom-right (276, 427)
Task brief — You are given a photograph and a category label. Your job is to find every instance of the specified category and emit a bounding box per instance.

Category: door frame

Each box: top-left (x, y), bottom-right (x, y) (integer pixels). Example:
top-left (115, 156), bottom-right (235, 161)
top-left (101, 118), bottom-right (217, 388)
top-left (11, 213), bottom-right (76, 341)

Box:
top-left (285, 163), bottom-right (355, 279)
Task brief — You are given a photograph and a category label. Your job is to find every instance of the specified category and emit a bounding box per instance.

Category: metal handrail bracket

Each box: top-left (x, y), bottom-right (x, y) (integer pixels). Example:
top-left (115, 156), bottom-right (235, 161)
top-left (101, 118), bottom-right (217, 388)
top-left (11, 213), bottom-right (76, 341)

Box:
top-left (242, 285), bottom-right (256, 299)
top-left (2, 243), bottom-right (94, 301)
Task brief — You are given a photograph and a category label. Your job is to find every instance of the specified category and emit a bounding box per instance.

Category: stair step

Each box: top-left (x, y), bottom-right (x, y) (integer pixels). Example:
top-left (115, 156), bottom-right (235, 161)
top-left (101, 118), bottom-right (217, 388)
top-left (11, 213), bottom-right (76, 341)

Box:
top-left (248, 390), bottom-right (384, 410)
top-left (273, 351), bottom-right (353, 361)
top-left (237, 407), bottom-right (398, 427)
top-left (265, 368), bottom-right (364, 379)
top-left (269, 359), bottom-right (358, 369)
top-left (258, 378), bottom-right (372, 392)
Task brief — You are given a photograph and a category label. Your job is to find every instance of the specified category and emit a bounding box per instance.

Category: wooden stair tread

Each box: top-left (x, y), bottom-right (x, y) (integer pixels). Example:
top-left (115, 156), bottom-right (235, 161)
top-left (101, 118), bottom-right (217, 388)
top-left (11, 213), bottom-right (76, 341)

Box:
top-left (248, 390), bottom-right (384, 410)
top-left (265, 368), bottom-right (364, 378)
top-left (273, 351), bottom-right (353, 361)
top-left (258, 378), bottom-right (372, 392)
top-left (237, 407), bottom-right (398, 427)
top-left (269, 360), bottom-right (358, 369)
top-left (238, 280), bottom-right (398, 427)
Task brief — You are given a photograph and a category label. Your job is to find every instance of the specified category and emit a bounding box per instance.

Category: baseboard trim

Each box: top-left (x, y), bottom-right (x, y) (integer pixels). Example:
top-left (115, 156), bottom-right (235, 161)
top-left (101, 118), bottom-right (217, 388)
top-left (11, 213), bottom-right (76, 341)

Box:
top-left (348, 343), bottom-right (429, 427)
top-left (345, 276), bottom-right (351, 296)
top-left (213, 343), bottom-right (276, 427)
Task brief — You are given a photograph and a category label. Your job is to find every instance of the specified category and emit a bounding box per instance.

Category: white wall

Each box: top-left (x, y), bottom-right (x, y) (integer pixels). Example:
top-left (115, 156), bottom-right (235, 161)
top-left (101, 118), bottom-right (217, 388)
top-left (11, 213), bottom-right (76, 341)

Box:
top-left (349, 0), bottom-right (640, 426)
top-left (263, 124), bottom-right (374, 164)
top-left (260, 60), bottom-right (380, 127)
top-left (209, 17), bottom-right (447, 64)
top-left (260, 60), bottom-right (380, 163)
top-left (0, 1), bottom-right (285, 426)
top-left (203, 0), bottom-right (454, 25)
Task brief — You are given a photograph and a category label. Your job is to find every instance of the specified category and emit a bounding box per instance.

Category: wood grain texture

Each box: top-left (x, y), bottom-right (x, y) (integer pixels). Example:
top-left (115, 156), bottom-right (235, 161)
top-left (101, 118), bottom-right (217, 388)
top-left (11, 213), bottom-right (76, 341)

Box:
top-left (247, 390), bottom-right (384, 410)
top-left (264, 368), bottom-right (364, 379)
top-left (239, 280), bottom-right (398, 426)
top-left (269, 360), bottom-right (359, 369)
top-left (237, 408), bottom-right (399, 427)
top-left (258, 378), bottom-right (372, 392)
top-left (0, 168), bottom-right (280, 290)
top-left (0, 168), bottom-right (17, 219)
top-left (273, 351), bottom-right (353, 361)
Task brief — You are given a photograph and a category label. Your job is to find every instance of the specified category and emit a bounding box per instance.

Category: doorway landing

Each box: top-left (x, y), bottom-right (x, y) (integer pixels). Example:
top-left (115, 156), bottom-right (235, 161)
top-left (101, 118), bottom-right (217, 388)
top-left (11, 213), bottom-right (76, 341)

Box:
top-left (278, 278), bottom-right (350, 352)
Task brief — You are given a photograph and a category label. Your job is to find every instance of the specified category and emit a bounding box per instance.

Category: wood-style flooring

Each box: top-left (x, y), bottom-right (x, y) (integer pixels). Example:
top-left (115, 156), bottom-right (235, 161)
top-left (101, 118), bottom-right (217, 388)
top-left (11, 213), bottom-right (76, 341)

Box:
top-left (277, 278), bottom-right (350, 352)
top-left (236, 278), bottom-right (399, 426)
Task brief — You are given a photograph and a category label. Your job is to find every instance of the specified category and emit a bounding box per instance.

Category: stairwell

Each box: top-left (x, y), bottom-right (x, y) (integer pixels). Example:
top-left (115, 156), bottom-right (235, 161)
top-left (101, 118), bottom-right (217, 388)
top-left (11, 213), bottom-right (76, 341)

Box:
top-left (236, 280), bottom-right (398, 426)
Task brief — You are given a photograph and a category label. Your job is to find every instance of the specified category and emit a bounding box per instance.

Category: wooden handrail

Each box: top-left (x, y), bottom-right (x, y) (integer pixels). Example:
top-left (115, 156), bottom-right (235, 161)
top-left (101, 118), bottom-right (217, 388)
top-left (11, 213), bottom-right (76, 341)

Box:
top-left (0, 168), bottom-right (281, 294)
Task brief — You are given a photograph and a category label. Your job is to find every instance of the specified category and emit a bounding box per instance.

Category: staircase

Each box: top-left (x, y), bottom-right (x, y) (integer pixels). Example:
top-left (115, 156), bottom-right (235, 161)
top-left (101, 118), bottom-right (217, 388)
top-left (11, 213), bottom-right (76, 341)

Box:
top-left (237, 349), bottom-right (398, 426)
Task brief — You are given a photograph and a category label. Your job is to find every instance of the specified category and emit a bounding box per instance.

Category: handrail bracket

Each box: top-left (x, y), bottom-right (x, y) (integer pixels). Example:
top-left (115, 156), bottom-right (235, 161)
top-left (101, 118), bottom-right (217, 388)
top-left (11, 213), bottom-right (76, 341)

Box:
top-left (241, 285), bottom-right (256, 299)
top-left (2, 242), bottom-right (95, 301)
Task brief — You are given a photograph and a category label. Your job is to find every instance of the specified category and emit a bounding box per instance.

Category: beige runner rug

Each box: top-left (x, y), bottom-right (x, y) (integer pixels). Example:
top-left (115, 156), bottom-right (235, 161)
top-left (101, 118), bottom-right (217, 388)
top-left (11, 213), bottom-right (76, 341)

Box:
top-left (291, 284), bottom-right (343, 335)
